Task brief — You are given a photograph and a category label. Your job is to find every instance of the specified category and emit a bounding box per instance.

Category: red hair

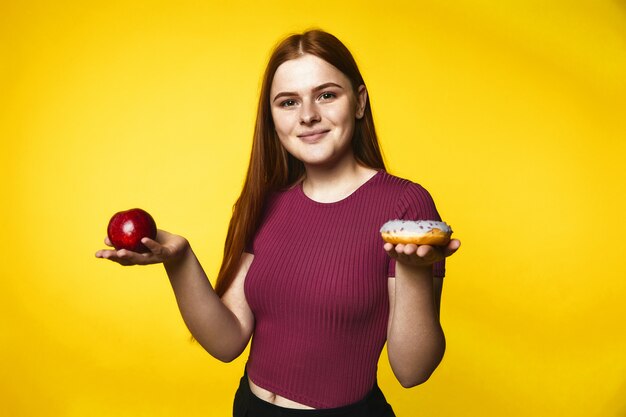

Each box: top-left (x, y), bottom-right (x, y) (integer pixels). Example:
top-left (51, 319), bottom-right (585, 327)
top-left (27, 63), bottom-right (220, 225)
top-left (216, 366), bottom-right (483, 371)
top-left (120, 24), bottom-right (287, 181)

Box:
top-left (214, 30), bottom-right (386, 296)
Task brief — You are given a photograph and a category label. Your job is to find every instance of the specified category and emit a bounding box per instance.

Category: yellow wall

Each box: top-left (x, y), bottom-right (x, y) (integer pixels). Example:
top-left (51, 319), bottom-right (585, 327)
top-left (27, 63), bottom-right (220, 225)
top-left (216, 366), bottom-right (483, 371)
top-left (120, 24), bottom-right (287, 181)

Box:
top-left (2, 1), bottom-right (625, 416)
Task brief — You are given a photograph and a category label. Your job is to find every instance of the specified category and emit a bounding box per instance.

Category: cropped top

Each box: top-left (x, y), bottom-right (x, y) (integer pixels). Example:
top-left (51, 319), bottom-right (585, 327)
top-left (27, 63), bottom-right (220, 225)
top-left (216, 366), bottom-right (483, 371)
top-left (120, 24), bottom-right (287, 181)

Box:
top-left (243, 170), bottom-right (445, 408)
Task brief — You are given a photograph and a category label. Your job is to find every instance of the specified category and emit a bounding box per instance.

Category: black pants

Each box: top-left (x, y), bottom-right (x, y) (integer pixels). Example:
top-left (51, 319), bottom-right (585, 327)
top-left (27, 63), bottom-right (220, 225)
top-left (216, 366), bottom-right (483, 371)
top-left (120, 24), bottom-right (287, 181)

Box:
top-left (233, 373), bottom-right (396, 417)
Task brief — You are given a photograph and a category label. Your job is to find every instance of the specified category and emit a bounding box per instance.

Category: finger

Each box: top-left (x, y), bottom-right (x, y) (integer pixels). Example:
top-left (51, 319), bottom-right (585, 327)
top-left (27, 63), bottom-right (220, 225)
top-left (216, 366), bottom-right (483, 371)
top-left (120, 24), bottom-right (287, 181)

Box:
top-left (443, 239), bottom-right (461, 257)
top-left (384, 246), bottom-right (398, 259)
top-left (116, 249), bottom-right (132, 259)
top-left (95, 249), bottom-right (131, 265)
top-left (116, 248), bottom-right (151, 264)
top-left (115, 249), bottom-right (149, 266)
top-left (416, 245), bottom-right (434, 258)
top-left (96, 249), bottom-right (122, 259)
top-left (418, 245), bottom-right (446, 264)
top-left (135, 251), bottom-right (159, 266)
top-left (104, 237), bottom-right (113, 247)
top-left (401, 244), bottom-right (418, 255)
top-left (141, 237), bottom-right (170, 259)
top-left (142, 237), bottom-right (162, 252)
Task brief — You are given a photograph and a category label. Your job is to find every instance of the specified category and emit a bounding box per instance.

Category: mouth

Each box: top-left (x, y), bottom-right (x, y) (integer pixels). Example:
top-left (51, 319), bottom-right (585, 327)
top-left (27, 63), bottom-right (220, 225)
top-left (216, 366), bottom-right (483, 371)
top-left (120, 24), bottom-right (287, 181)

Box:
top-left (297, 129), bottom-right (330, 142)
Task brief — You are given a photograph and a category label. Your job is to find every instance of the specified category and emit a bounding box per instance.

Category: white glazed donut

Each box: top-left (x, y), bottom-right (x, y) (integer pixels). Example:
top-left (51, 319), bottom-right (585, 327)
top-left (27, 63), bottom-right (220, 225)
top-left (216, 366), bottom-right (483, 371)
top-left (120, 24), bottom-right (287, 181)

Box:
top-left (380, 220), bottom-right (453, 246)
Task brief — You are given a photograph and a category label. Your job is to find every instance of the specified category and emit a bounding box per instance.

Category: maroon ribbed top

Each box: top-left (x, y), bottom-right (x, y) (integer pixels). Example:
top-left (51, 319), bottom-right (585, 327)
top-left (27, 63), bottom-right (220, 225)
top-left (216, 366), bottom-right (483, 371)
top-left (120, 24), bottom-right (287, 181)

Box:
top-left (244, 170), bottom-right (445, 408)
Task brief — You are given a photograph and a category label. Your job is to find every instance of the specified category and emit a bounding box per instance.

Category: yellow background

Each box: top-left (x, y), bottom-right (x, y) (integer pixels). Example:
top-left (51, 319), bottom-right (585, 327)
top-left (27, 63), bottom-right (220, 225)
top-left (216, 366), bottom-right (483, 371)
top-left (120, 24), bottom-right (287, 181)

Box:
top-left (2, 1), bottom-right (625, 416)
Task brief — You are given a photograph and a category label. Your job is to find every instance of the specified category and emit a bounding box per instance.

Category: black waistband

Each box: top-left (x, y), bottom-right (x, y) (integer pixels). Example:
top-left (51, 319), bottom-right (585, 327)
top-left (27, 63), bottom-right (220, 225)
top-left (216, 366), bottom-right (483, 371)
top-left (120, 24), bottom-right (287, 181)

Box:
top-left (233, 372), bottom-right (395, 417)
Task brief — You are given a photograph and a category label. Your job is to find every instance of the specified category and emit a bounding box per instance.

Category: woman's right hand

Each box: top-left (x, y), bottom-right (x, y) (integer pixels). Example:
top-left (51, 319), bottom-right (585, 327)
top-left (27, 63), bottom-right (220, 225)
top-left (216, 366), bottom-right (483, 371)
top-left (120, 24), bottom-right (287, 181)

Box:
top-left (95, 229), bottom-right (189, 266)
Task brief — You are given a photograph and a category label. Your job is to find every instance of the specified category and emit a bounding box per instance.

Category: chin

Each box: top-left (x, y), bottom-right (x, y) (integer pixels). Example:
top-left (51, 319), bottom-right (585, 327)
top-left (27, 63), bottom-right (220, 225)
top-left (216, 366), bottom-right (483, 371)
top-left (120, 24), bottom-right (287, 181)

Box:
top-left (301, 153), bottom-right (339, 167)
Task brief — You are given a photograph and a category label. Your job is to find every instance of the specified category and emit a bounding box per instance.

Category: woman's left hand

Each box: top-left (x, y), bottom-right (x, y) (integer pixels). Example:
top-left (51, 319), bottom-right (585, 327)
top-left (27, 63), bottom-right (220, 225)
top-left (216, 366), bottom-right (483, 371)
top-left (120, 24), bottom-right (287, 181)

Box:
top-left (384, 239), bottom-right (461, 268)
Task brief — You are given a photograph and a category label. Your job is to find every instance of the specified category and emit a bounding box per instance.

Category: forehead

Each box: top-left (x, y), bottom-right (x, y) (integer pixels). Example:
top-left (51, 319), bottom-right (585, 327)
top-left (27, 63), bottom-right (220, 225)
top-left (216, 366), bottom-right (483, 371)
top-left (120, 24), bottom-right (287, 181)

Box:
top-left (271, 54), bottom-right (350, 93)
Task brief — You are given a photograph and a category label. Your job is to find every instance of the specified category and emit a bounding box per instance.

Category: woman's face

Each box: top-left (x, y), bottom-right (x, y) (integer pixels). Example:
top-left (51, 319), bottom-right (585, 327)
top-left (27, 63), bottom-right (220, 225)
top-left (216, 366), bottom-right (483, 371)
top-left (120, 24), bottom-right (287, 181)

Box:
top-left (270, 54), bottom-right (367, 169)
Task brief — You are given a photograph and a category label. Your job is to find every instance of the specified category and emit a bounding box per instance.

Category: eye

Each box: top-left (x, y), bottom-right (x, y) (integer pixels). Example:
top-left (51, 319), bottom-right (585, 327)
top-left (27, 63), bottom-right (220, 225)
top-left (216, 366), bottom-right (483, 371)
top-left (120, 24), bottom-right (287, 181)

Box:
top-left (280, 99), bottom-right (297, 107)
top-left (319, 92), bottom-right (336, 101)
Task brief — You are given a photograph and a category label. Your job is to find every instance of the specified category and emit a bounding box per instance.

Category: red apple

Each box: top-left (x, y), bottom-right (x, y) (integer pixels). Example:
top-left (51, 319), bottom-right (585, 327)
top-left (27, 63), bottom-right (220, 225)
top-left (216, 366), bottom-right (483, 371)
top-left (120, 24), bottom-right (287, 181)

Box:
top-left (107, 208), bottom-right (157, 253)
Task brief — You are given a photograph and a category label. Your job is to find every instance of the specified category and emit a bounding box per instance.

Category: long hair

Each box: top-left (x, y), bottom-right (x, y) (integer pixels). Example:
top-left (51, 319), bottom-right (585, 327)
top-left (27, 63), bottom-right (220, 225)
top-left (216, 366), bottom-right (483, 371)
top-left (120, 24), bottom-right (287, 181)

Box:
top-left (214, 29), bottom-right (386, 296)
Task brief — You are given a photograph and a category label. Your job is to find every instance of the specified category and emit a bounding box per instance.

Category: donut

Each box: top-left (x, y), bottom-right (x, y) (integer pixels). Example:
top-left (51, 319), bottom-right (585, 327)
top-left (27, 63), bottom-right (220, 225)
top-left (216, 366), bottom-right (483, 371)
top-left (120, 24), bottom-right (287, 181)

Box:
top-left (380, 220), bottom-right (453, 246)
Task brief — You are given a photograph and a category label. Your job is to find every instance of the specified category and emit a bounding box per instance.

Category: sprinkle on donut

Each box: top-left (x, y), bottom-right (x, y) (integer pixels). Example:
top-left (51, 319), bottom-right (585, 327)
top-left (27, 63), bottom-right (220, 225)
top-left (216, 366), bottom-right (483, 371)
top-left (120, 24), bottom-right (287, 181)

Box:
top-left (380, 220), bottom-right (453, 246)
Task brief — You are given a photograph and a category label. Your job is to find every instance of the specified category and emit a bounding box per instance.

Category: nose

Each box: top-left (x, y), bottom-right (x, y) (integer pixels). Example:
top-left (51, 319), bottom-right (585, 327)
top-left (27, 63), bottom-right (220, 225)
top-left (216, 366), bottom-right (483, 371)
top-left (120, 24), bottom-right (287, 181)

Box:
top-left (299, 101), bottom-right (321, 125)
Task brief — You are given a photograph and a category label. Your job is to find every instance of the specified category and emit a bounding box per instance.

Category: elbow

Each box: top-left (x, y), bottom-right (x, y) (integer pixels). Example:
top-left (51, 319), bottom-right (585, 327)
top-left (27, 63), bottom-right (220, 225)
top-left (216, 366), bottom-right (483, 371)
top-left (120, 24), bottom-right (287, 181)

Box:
top-left (393, 340), bottom-right (446, 388)
top-left (209, 346), bottom-right (245, 363)
top-left (210, 343), bottom-right (247, 363)
top-left (215, 352), bottom-right (239, 363)
top-left (195, 338), bottom-right (246, 363)
top-left (397, 368), bottom-right (436, 388)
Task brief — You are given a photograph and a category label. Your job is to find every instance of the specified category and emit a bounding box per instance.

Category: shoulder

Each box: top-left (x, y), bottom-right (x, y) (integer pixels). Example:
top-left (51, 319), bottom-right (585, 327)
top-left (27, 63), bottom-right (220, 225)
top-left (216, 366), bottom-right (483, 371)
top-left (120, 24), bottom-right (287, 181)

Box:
top-left (376, 171), bottom-right (440, 220)
top-left (374, 171), bottom-right (434, 201)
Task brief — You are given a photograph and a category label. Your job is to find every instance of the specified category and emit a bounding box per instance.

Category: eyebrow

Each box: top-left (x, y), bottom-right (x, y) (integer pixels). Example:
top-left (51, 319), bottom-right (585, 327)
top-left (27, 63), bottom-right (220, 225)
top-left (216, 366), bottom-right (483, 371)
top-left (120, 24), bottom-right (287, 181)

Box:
top-left (272, 82), bottom-right (344, 103)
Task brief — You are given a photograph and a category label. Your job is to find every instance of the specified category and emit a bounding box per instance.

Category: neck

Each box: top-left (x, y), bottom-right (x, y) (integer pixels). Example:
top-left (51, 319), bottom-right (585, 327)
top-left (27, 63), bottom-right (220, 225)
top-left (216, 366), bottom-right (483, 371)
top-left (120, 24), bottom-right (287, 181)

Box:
top-left (301, 156), bottom-right (378, 203)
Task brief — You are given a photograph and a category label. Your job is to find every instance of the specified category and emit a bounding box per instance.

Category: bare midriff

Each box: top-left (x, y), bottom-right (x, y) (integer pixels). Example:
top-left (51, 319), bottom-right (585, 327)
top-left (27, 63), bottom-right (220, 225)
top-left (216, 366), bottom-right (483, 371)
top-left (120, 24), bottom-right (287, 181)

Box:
top-left (248, 377), bottom-right (315, 409)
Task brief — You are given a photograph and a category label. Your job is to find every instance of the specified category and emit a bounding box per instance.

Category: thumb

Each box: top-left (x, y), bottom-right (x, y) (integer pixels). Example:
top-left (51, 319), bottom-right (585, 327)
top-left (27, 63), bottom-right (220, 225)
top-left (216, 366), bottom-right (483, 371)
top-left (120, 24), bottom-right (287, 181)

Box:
top-left (142, 237), bottom-right (167, 256)
top-left (443, 239), bottom-right (461, 257)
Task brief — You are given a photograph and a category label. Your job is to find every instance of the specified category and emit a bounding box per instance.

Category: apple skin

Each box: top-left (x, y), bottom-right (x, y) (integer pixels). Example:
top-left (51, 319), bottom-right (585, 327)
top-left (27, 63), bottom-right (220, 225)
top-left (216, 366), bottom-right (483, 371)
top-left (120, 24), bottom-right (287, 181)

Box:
top-left (107, 208), bottom-right (157, 253)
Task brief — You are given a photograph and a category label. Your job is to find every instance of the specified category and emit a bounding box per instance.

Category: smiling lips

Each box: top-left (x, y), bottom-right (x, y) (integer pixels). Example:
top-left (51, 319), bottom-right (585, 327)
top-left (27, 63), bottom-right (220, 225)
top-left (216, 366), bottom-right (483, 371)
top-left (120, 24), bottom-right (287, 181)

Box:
top-left (297, 129), bottom-right (330, 142)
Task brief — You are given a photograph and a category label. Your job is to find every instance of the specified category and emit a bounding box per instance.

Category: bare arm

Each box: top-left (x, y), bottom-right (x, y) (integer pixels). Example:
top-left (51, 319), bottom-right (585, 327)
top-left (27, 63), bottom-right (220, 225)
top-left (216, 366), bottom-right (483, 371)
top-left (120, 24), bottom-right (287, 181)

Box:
top-left (96, 230), bottom-right (254, 362)
top-left (385, 240), bottom-right (460, 387)
top-left (164, 246), bottom-right (254, 362)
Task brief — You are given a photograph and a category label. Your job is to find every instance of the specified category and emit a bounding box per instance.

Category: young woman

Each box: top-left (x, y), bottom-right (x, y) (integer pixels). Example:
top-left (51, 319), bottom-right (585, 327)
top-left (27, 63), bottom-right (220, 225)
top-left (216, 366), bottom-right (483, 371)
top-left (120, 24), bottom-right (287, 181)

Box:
top-left (96, 29), bottom-right (460, 417)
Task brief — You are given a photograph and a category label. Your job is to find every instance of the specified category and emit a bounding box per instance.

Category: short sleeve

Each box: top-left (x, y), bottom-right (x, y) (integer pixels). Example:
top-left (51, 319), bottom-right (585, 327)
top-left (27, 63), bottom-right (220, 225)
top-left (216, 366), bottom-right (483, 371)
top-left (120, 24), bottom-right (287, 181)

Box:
top-left (387, 182), bottom-right (446, 278)
top-left (245, 241), bottom-right (254, 254)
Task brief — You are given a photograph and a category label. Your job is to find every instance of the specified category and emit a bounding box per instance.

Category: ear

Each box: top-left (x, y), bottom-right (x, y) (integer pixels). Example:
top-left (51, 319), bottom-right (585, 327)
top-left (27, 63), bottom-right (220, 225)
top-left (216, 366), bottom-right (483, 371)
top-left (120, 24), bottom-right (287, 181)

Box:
top-left (355, 85), bottom-right (367, 119)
